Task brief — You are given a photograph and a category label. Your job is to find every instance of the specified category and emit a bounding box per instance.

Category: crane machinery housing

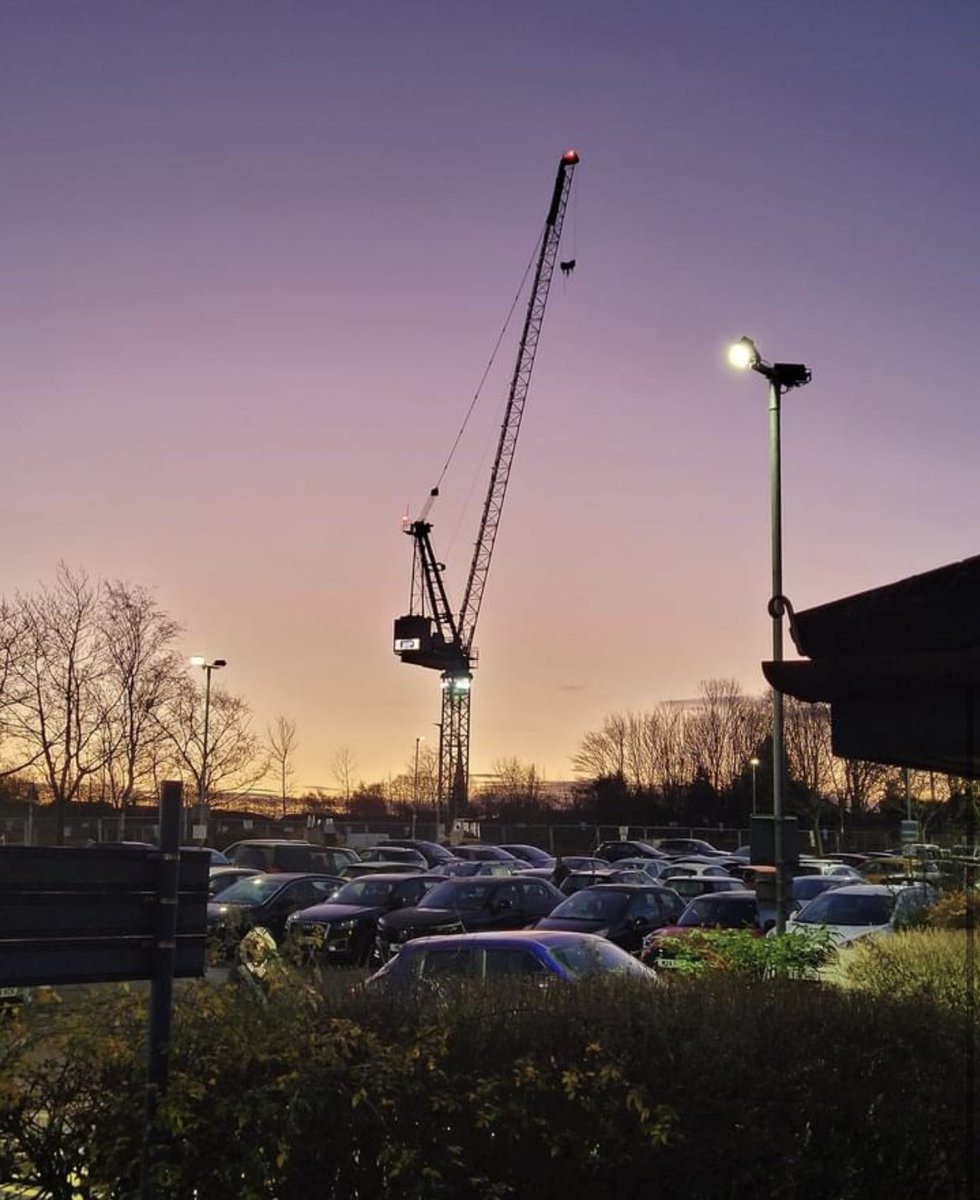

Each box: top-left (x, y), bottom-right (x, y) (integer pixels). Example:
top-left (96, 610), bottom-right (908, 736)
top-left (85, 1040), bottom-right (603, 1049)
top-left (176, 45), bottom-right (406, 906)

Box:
top-left (393, 149), bottom-right (580, 827)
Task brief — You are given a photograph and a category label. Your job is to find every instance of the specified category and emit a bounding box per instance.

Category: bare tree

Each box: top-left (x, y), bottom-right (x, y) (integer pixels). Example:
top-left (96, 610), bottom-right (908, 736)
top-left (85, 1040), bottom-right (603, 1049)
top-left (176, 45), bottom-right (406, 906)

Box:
top-left (99, 581), bottom-right (183, 813)
top-left (267, 715), bottom-right (298, 817)
top-left (157, 676), bottom-right (266, 807)
top-left (572, 713), bottom-right (630, 779)
top-left (3, 566), bottom-right (111, 841)
top-left (685, 680), bottom-right (767, 795)
top-left (331, 745), bottom-right (356, 803)
top-left (490, 756), bottom-right (544, 805)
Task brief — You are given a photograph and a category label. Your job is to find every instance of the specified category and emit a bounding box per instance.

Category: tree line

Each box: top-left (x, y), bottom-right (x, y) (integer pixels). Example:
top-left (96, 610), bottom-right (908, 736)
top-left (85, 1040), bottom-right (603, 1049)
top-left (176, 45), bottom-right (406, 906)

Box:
top-left (0, 565), bottom-right (293, 840)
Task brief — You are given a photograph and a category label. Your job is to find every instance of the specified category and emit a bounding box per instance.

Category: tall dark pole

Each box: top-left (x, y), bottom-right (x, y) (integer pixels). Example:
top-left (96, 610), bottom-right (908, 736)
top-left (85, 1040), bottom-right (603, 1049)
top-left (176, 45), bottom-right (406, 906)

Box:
top-left (141, 779), bottom-right (182, 1198)
top-left (728, 337), bottom-right (810, 935)
top-left (199, 666), bottom-right (212, 836)
top-left (191, 657), bottom-right (226, 843)
top-left (768, 377), bottom-right (787, 933)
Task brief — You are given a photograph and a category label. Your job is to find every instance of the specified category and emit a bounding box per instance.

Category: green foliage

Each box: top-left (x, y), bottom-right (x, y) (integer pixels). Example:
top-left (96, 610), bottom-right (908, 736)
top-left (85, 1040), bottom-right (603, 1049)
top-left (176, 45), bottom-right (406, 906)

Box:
top-left (843, 928), bottom-right (977, 1016)
top-left (655, 928), bottom-right (835, 978)
top-left (0, 967), bottom-right (974, 1198)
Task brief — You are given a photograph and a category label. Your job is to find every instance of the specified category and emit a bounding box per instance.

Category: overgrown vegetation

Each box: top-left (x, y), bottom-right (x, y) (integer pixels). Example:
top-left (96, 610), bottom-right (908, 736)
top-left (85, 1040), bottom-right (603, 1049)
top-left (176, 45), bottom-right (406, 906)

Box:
top-left (650, 927), bottom-right (834, 978)
top-left (0, 965), bottom-right (973, 1199)
top-left (843, 928), bottom-right (977, 1016)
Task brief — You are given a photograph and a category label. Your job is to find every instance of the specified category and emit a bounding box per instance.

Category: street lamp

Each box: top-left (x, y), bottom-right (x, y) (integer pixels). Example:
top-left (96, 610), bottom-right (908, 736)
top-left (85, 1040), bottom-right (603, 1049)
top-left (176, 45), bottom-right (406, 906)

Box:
top-left (750, 756), bottom-right (760, 817)
top-left (413, 736), bottom-right (424, 805)
top-left (189, 656), bottom-right (227, 841)
top-left (729, 335), bottom-right (811, 932)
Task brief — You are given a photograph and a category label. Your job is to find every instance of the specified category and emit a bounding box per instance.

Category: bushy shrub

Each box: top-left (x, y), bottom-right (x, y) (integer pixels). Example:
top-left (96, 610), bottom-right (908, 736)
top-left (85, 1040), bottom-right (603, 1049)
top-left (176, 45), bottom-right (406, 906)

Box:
top-left (653, 928), bottom-right (834, 978)
top-left (0, 966), bottom-right (974, 1198)
top-left (927, 887), bottom-right (980, 930)
top-left (843, 928), bottom-right (976, 1016)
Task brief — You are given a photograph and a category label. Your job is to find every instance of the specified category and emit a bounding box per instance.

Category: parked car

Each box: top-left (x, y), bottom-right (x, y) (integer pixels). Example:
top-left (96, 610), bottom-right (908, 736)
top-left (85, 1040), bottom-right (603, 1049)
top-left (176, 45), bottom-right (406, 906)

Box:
top-left (660, 861), bottom-right (733, 881)
top-left (285, 872), bottom-right (440, 966)
top-left (363, 930), bottom-right (657, 993)
top-left (375, 876), bottom-right (563, 961)
top-left (429, 860), bottom-right (523, 878)
top-left (450, 845), bottom-right (520, 862)
top-left (222, 840), bottom-right (359, 876)
top-left (613, 856), bottom-right (670, 880)
top-left (593, 840), bottom-right (666, 863)
top-left (208, 865), bottom-right (263, 898)
top-left (795, 858), bottom-right (863, 879)
top-left (185, 845), bottom-right (230, 865)
top-left (207, 872), bottom-right (344, 955)
top-left (788, 874), bottom-right (849, 914)
top-left (665, 876), bottom-right (748, 903)
top-left (498, 844), bottom-right (555, 868)
top-left (355, 846), bottom-right (429, 868)
top-left (641, 891), bottom-right (771, 966)
top-left (785, 883), bottom-right (937, 946)
top-left (558, 868), bottom-right (652, 896)
top-left (537, 884), bottom-right (686, 953)
top-left (655, 837), bottom-right (726, 858)
top-left (557, 855), bottom-right (612, 874)
top-left (379, 839), bottom-right (457, 868)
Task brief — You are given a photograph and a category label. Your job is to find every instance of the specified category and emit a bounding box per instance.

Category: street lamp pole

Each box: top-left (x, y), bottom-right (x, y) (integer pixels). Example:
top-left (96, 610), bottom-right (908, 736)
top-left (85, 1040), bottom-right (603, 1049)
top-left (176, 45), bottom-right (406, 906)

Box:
top-left (750, 756), bottom-right (760, 817)
top-left (433, 722), bottom-right (444, 839)
top-left (190, 656), bottom-right (227, 842)
top-left (728, 337), bottom-right (811, 933)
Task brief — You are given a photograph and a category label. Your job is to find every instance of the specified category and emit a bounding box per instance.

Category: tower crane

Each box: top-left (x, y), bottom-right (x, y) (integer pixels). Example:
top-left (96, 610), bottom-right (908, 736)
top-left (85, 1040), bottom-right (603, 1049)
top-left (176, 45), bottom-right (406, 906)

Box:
top-left (392, 149), bottom-right (579, 826)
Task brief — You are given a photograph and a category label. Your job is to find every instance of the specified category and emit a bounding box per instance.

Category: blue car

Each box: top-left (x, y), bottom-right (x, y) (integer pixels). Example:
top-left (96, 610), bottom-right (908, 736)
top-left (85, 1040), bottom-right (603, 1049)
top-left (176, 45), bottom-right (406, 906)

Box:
top-left (363, 929), bottom-right (656, 992)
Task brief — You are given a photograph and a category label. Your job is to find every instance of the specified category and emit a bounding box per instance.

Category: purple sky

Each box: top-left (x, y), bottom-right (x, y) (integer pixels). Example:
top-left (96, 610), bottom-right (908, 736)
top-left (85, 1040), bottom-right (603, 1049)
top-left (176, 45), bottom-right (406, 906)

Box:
top-left (3, 2), bottom-right (978, 793)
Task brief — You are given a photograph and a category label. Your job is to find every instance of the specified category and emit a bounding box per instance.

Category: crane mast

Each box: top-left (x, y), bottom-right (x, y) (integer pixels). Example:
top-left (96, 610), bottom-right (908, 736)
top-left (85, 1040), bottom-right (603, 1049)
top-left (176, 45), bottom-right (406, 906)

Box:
top-left (393, 149), bottom-right (579, 827)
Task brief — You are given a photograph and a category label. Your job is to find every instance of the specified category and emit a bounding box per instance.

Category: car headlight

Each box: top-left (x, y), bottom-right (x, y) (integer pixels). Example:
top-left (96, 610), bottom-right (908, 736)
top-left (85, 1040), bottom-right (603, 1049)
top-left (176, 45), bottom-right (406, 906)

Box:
top-left (333, 919), bottom-right (358, 933)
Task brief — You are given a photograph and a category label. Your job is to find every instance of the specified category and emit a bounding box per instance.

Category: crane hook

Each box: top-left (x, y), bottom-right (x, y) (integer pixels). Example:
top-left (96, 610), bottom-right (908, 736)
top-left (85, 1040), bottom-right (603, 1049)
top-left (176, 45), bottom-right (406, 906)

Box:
top-left (559, 259), bottom-right (576, 276)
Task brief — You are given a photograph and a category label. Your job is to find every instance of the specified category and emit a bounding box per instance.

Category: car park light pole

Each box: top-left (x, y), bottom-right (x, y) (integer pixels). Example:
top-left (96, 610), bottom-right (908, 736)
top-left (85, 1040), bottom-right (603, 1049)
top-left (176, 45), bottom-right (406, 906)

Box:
top-left (750, 756), bottom-right (760, 817)
top-left (728, 336), bottom-right (811, 933)
top-left (190, 656), bottom-right (227, 842)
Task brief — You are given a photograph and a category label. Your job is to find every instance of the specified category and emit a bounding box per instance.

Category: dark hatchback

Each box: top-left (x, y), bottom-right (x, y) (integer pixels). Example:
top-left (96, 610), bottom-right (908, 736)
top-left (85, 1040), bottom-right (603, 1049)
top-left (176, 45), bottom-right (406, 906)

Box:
top-left (640, 891), bottom-right (770, 967)
top-left (285, 873), bottom-right (439, 966)
top-left (375, 876), bottom-right (563, 961)
top-left (536, 884), bottom-right (685, 953)
top-left (206, 872), bottom-right (343, 956)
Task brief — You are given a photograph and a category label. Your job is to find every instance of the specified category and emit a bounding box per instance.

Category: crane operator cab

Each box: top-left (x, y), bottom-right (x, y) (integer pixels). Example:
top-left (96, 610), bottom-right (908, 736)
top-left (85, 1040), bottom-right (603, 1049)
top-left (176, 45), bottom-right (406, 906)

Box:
top-left (394, 614), bottom-right (455, 670)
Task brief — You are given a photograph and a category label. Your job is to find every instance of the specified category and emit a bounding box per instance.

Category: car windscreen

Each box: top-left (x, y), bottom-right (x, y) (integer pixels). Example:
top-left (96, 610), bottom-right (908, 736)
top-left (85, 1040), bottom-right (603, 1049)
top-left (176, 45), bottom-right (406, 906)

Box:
top-left (330, 879), bottom-right (397, 906)
top-left (795, 891), bottom-right (896, 926)
top-left (213, 876), bottom-right (287, 905)
top-left (550, 938), bottom-right (651, 978)
top-left (678, 897), bottom-right (755, 928)
top-left (550, 889), bottom-right (629, 921)
top-left (418, 880), bottom-right (496, 910)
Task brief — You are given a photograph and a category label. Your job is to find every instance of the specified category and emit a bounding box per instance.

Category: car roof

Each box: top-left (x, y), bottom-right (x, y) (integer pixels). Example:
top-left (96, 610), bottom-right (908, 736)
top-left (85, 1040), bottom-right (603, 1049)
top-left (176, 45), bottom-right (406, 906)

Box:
top-left (397, 929), bottom-right (611, 951)
top-left (336, 871), bottom-right (434, 882)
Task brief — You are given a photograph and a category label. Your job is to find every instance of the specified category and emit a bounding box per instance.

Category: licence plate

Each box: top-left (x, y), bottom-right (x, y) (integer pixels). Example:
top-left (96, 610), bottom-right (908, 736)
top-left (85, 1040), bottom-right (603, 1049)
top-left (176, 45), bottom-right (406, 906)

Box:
top-left (0, 987), bottom-right (23, 999)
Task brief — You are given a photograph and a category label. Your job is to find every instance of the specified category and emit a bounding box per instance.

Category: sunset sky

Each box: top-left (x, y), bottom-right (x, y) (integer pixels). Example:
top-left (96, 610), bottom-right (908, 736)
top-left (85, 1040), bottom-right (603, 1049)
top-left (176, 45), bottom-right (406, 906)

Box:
top-left (3, 2), bottom-right (978, 795)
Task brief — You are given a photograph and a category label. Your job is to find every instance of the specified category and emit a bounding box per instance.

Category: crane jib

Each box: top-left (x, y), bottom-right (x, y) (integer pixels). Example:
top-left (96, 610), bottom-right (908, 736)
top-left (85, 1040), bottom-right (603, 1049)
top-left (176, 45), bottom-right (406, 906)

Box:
top-left (393, 149), bottom-right (580, 822)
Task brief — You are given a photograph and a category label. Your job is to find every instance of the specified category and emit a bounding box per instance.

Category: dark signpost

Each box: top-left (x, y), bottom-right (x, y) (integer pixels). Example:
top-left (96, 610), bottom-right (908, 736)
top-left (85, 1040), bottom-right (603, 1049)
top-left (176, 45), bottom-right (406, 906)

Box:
top-left (0, 781), bottom-right (208, 1199)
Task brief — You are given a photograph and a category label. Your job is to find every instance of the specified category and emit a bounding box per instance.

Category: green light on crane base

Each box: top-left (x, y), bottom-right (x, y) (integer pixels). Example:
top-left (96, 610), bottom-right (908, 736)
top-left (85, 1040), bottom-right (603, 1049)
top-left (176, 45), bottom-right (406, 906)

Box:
top-left (441, 675), bottom-right (472, 694)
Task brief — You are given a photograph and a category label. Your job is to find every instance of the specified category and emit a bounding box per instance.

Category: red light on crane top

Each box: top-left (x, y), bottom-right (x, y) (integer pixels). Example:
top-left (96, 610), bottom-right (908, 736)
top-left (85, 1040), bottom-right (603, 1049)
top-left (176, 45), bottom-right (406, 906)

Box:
top-left (562, 149), bottom-right (580, 164)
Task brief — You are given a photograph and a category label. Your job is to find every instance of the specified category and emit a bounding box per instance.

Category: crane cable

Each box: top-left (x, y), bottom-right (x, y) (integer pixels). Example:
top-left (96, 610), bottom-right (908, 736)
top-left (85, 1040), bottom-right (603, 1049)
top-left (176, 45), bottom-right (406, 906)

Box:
top-left (420, 229), bottom-right (545, 517)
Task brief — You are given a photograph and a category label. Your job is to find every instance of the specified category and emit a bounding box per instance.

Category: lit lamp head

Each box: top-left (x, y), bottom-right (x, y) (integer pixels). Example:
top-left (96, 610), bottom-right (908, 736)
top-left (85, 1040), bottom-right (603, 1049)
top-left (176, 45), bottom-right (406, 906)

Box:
top-left (727, 336), bottom-right (760, 372)
top-left (727, 335), bottom-right (811, 391)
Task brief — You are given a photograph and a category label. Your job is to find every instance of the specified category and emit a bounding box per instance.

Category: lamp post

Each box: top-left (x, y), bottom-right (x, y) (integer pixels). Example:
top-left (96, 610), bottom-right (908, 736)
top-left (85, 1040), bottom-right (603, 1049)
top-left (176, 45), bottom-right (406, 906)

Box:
top-left (728, 336), bottom-right (811, 932)
top-left (189, 656), bottom-right (227, 842)
top-left (750, 756), bottom-right (760, 817)
top-left (433, 722), bottom-right (444, 839)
